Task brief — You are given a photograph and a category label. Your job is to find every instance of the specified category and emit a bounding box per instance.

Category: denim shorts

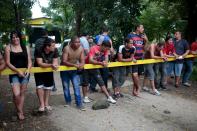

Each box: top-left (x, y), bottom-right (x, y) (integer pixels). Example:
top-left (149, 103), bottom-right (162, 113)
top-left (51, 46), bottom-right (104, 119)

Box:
top-left (144, 64), bottom-right (154, 80)
top-left (174, 63), bottom-right (183, 77)
top-left (9, 74), bottom-right (30, 86)
top-left (112, 66), bottom-right (126, 88)
top-left (166, 62), bottom-right (175, 76)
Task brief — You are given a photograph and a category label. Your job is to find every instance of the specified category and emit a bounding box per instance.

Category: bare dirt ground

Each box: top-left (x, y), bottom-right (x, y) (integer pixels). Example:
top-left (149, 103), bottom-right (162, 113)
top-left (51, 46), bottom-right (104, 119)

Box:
top-left (0, 72), bottom-right (197, 131)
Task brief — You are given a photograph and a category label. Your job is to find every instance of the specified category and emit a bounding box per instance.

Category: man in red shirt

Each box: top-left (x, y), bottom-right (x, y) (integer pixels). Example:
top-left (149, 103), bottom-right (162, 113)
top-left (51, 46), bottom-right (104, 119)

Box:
top-left (191, 38), bottom-right (197, 55)
top-left (182, 38), bottom-right (197, 86)
top-left (81, 40), bottom-right (116, 104)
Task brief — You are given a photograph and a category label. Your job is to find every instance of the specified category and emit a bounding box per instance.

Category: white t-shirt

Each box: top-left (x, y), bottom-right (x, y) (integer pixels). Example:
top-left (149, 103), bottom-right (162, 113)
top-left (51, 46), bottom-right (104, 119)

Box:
top-left (80, 36), bottom-right (90, 51)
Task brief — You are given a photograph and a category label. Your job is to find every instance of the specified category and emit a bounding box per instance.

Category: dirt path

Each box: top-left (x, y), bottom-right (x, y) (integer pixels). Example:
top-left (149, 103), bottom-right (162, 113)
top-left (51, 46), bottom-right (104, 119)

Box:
top-left (0, 73), bottom-right (197, 131)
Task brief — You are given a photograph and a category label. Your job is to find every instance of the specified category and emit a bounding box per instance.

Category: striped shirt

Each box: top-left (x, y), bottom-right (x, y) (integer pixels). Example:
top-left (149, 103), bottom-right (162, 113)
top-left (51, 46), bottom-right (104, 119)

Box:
top-left (127, 33), bottom-right (144, 59)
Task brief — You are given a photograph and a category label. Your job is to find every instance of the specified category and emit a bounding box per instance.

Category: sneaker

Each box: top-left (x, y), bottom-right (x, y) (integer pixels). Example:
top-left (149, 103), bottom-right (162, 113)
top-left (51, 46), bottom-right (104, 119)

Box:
top-left (52, 87), bottom-right (57, 92)
top-left (153, 89), bottom-right (161, 96)
top-left (64, 102), bottom-right (71, 107)
top-left (156, 87), bottom-right (162, 90)
top-left (142, 86), bottom-right (149, 92)
top-left (45, 106), bottom-right (52, 111)
top-left (107, 96), bottom-right (116, 104)
top-left (161, 86), bottom-right (167, 90)
top-left (118, 93), bottom-right (124, 98)
top-left (112, 94), bottom-right (119, 100)
top-left (83, 96), bottom-right (91, 103)
top-left (183, 82), bottom-right (191, 87)
top-left (64, 105), bottom-right (70, 107)
top-left (78, 106), bottom-right (86, 111)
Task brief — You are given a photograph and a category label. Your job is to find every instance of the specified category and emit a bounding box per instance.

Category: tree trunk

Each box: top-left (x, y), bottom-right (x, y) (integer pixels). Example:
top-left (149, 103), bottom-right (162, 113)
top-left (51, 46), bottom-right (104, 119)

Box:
top-left (13, 0), bottom-right (18, 31)
top-left (75, 9), bottom-right (82, 36)
top-left (186, 0), bottom-right (197, 43)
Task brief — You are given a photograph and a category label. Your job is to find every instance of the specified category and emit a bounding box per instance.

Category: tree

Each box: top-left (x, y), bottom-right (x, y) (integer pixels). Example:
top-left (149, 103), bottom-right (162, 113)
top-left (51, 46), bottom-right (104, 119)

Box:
top-left (0, 0), bottom-right (34, 32)
top-left (45, 0), bottom-right (143, 47)
top-left (44, 0), bottom-right (90, 35)
top-left (138, 1), bottom-right (184, 41)
top-left (181, 0), bottom-right (197, 43)
top-left (150, 0), bottom-right (197, 43)
top-left (42, 0), bottom-right (75, 37)
top-left (107, 0), bottom-right (142, 46)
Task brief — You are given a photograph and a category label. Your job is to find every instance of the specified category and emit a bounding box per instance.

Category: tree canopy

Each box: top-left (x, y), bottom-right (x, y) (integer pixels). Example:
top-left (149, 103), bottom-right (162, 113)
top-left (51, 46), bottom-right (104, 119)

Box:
top-left (143, 0), bottom-right (197, 42)
top-left (0, 0), bottom-right (34, 32)
top-left (43, 0), bottom-right (196, 45)
top-left (1, 0), bottom-right (196, 45)
top-left (43, 0), bottom-right (143, 46)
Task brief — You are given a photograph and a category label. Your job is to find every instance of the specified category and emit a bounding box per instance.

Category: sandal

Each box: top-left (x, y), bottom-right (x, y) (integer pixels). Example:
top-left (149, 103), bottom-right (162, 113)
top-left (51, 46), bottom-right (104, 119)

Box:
top-left (175, 84), bottom-right (180, 88)
top-left (45, 106), bottom-right (52, 111)
top-left (17, 112), bottom-right (25, 120)
top-left (38, 107), bottom-right (45, 112)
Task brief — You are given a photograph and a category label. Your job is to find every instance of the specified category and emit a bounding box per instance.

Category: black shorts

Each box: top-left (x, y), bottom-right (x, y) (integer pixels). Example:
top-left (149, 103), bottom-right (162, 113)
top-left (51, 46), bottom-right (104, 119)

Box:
top-left (132, 65), bottom-right (144, 75)
top-left (34, 72), bottom-right (54, 89)
top-left (81, 69), bottom-right (105, 87)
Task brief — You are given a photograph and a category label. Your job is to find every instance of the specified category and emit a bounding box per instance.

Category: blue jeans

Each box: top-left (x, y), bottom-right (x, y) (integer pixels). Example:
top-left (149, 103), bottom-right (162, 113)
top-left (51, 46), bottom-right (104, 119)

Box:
top-left (144, 64), bottom-right (155, 80)
top-left (89, 68), bottom-right (109, 90)
top-left (60, 71), bottom-right (82, 107)
top-left (166, 62), bottom-right (175, 76)
top-left (182, 60), bottom-right (193, 83)
top-left (112, 67), bottom-right (126, 88)
top-left (174, 63), bottom-right (183, 77)
top-left (154, 62), bottom-right (166, 87)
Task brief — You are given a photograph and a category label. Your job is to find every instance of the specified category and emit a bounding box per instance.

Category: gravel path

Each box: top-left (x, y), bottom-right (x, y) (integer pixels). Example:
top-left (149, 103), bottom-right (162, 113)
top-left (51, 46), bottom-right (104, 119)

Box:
top-left (0, 73), bottom-right (197, 131)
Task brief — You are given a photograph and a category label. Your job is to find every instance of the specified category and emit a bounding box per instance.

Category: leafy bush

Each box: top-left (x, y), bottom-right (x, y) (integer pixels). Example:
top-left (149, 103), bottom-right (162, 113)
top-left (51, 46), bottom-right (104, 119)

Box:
top-left (191, 62), bottom-right (197, 81)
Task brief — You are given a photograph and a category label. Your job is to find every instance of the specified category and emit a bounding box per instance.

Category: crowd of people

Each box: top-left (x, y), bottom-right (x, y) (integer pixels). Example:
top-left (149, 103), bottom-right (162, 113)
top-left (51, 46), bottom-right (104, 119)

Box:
top-left (0, 24), bottom-right (197, 120)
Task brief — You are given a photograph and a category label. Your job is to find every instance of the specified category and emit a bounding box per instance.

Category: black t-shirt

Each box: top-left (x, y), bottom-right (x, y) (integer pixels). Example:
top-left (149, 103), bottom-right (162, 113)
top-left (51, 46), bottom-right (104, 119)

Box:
top-left (121, 47), bottom-right (135, 59)
top-left (113, 45), bottom-right (135, 61)
top-left (34, 48), bottom-right (59, 67)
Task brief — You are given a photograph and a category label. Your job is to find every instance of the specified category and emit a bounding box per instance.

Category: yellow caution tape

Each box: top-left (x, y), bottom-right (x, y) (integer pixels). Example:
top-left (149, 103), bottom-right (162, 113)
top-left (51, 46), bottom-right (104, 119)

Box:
top-left (1, 55), bottom-right (196, 75)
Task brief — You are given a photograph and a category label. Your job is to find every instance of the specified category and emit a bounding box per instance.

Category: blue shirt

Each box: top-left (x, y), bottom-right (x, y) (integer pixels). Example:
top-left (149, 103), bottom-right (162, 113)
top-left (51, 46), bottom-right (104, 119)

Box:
top-left (95, 34), bottom-right (111, 45)
top-left (174, 39), bottom-right (189, 55)
top-left (174, 39), bottom-right (189, 63)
